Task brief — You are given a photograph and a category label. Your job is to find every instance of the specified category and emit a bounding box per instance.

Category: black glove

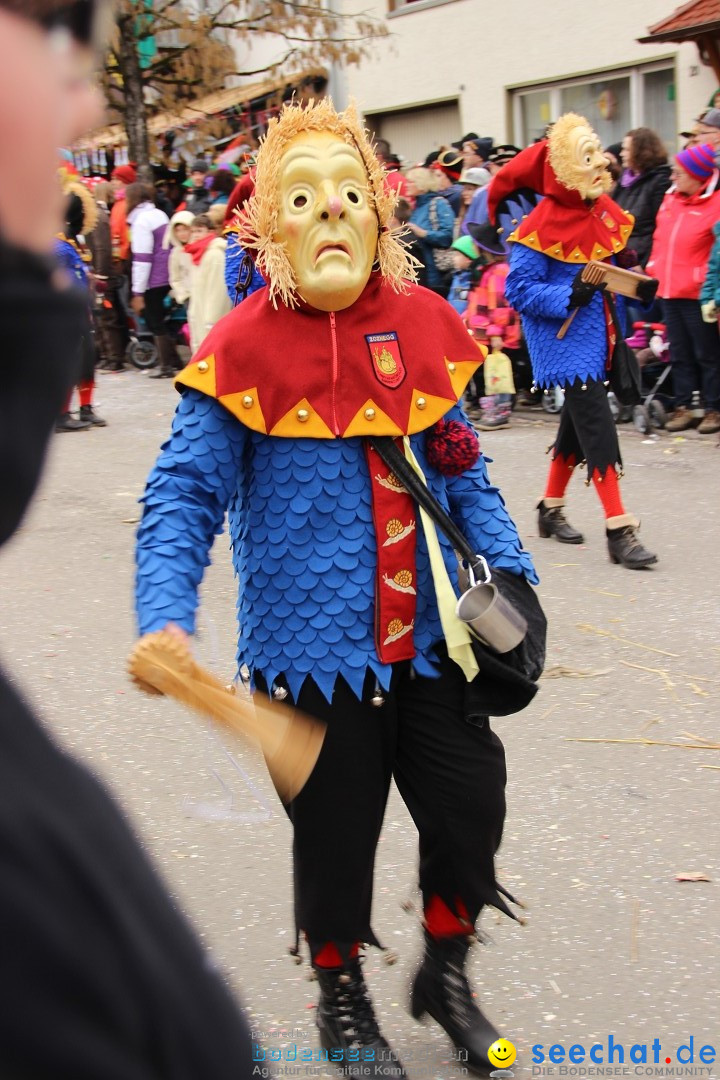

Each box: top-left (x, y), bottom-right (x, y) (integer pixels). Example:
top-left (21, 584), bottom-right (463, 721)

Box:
top-left (568, 270), bottom-right (607, 311)
top-left (635, 276), bottom-right (659, 306)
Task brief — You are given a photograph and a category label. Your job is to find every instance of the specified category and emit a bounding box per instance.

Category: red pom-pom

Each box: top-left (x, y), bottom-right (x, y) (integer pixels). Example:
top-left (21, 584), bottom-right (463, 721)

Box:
top-left (426, 419), bottom-right (480, 475)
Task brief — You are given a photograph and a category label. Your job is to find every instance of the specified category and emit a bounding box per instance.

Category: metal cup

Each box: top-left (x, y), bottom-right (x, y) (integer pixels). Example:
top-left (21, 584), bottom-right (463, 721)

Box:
top-left (455, 558), bottom-right (527, 654)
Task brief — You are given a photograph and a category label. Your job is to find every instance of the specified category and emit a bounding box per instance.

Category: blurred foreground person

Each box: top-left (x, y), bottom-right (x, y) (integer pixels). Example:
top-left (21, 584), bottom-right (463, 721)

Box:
top-left (0, 2), bottom-right (257, 1076)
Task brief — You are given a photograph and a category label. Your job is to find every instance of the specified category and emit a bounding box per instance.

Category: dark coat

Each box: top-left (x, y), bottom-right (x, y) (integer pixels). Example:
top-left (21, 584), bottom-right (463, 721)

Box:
top-left (186, 186), bottom-right (213, 216)
top-left (612, 164), bottom-right (671, 268)
top-left (0, 240), bottom-right (256, 1079)
top-left (86, 203), bottom-right (113, 279)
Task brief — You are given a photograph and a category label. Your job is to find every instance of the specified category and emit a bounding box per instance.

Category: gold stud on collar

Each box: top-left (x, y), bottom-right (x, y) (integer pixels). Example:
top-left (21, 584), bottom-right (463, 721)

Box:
top-left (364, 407), bottom-right (376, 420)
top-left (242, 395), bottom-right (254, 409)
top-left (448, 363), bottom-right (456, 373)
top-left (297, 408), bottom-right (310, 423)
top-left (197, 360), bottom-right (209, 373)
top-left (416, 397), bottom-right (427, 410)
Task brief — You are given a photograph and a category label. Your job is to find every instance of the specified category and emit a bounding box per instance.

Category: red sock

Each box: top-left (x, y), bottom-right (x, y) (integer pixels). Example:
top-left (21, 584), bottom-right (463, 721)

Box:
top-left (591, 466), bottom-right (625, 518)
top-left (543, 453), bottom-right (576, 500)
top-left (78, 380), bottom-right (94, 408)
top-left (313, 941), bottom-right (360, 968)
top-left (424, 895), bottom-right (473, 939)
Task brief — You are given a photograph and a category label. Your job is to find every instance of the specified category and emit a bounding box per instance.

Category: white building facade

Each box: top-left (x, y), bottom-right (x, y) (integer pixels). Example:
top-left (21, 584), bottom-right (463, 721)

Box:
top-left (337, 0), bottom-right (717, 163)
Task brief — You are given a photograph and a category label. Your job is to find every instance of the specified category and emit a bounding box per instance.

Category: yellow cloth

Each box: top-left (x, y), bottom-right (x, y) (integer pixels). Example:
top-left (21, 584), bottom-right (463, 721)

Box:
top-left (403, 439), bottom-right (479, 682)
top-left (483, 349), bottom-right (516, 396)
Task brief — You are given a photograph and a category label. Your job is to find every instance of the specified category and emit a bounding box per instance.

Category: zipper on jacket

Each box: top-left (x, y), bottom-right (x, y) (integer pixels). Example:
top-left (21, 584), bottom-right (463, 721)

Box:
top-left (665, 214), bottom-right (684, 297)
top-left (329, 311), bottom-right (340, 435)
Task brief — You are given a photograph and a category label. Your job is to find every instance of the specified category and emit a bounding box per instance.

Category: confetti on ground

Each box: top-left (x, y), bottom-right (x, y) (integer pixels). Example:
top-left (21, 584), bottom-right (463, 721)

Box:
top-left (565, 737), bottom-right (720, 751)
top-left (542, 665), bottom-right (612, 679)
top-left (577, 623), bottom-right (679, 657)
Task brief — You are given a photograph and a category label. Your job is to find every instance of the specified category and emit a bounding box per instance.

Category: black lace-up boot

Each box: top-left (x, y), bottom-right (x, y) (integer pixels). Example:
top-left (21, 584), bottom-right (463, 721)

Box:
top-left (606, 516), bottom-right (657, 569)
top-left (410, 932), bottom-right (500, 1076)
top-left (315, 958), bottom-right (406, 1078)
top-left (537, 499), bottom-right (584, 544)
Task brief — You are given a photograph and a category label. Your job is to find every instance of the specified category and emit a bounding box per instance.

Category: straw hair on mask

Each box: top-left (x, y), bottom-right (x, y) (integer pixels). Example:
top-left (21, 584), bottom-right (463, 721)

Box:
top-left (237, 98), bottom-right (419, 308)
top-left (548, 112), bottom-right (612, 196)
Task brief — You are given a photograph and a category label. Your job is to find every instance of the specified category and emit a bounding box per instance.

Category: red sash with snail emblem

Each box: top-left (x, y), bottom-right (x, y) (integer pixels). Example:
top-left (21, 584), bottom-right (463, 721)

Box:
top-left (365, 440), bottom-right (417, 664)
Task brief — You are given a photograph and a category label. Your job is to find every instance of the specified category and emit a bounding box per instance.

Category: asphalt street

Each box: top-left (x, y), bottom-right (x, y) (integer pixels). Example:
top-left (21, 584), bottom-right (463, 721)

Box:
top-left (1, 367), bottom-right (718, 1079)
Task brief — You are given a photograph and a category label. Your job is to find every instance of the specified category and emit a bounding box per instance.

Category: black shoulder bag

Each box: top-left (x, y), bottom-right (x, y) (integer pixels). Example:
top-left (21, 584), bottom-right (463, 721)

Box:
top-left (369, 436), bottom-right (547, 718)
top-left (607, 295), bottom-right (642, 407)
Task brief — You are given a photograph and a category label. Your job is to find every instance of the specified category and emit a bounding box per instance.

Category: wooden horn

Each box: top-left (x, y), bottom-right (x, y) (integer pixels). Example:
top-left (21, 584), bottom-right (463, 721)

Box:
top-left (128, 630), bottom-right (325, 803)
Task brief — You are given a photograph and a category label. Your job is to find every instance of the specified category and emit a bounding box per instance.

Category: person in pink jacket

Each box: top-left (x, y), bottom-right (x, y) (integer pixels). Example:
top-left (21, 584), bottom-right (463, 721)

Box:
top-left (646, 143), bottom-right (720, 434)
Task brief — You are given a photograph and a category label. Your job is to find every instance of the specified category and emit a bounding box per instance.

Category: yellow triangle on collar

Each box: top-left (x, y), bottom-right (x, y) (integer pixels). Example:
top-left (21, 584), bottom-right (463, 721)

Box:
top-left (269, 398), bottom-right (334, 438)
top-left (405, 389), bottom-right (457, 434)
top-left (343, 399), bottom-right (405, 438)
top-left (175, 353), bottom-right (217, 397)
top-left (445, 355), bottom-right (484, 401)
top-left (218, 388), bottom-right (267, 434)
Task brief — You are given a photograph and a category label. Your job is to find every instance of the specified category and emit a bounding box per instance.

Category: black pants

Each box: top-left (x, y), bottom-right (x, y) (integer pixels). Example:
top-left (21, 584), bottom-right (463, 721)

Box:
top-left (144, 285), bottom-right (181, 371)
top-left (662, 298), bottom-right (720, 411)
top-left (553, 377), bottom-right (621, 476)
top-left (263, 649), bottom-right (508, 959)
top-left (143, 285), bottom-right (172, 335)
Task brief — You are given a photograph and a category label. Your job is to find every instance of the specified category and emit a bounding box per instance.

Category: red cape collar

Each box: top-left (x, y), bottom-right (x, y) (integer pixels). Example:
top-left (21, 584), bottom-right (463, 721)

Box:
top-left (175, 273), bottom-right (485, 438)
top-left (512, 191), bottom-right (634, 263)
top-left (488, 139), bottom-right (634, 263)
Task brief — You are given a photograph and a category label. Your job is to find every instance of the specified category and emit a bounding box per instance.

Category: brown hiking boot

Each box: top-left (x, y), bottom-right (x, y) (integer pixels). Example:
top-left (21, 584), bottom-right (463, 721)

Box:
top-left (665, 406), bottom-right (699, 432)
top-left (697, 410), bottom-right (720, 434)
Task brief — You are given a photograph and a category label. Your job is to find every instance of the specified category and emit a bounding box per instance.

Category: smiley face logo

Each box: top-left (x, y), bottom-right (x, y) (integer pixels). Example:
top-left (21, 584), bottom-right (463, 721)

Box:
top-left (488, 1039), bottom-right (517, 1069)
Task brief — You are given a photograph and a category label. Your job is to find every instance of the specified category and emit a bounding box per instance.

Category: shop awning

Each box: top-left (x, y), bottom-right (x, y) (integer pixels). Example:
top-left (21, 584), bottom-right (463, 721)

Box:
top-left (75, 70), bottom-right (308, 150)
top-left (638, 0), bottom-right (720, 80)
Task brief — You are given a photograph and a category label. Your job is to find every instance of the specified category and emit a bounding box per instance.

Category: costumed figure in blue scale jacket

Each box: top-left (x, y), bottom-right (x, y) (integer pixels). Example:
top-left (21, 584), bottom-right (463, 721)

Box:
top-left (135, 98), bottom-right (541, 1079)
top-left (488, 114), bottom-right (658, 569)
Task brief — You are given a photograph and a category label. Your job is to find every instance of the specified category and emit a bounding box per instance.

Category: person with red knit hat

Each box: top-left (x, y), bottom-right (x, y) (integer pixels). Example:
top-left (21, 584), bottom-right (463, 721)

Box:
top-left (111, 162), bottom-right (137, 186)
top-left (647, 143), bottom-right (720, 436)
top-left (109, 162), bottom-right (137, 270)
top-left (490, 113), bottom-right (659, 570)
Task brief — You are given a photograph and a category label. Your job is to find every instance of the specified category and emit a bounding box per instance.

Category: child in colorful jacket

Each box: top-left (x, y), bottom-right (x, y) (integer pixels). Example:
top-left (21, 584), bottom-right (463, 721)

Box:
top-left (463, 224), bottom-right (521, 428)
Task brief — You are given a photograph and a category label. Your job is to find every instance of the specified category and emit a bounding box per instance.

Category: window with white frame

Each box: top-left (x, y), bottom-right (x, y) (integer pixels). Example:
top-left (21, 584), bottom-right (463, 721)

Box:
top-left (388, 0), bottom-right (459, 16)
top-left (511, 63), bottom-right (676, 152)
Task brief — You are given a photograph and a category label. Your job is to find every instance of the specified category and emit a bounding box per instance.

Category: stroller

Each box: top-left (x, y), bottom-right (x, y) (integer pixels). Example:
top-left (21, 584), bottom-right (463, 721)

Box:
top-left (119, 280), bottom-right (188, 369)
top-left (625, 321), bottom-right (674, 434)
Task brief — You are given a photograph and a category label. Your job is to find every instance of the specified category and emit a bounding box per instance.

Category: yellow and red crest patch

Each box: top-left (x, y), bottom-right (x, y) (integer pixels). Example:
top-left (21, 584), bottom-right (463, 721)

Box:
top-left (366, 331), bottom-right (406, 389)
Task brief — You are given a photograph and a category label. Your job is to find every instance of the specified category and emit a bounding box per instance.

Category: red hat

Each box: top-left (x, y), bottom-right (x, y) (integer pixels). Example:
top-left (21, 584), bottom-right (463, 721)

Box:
top-left (111, 163), bottom-right (138, 185)
top-left (223, 170), bottom-right (256, 226)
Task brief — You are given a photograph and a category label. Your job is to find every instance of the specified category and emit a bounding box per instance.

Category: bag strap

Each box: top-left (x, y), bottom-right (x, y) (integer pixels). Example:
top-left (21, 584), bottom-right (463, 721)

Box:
top-left (604, 290), bottom-right (625, 351)
top-left (369, 435), bottom-right (487, 577)
top-left (428, 197), bottom-right (438, 232)
top-left (233, 250), bottom-right (255, 308)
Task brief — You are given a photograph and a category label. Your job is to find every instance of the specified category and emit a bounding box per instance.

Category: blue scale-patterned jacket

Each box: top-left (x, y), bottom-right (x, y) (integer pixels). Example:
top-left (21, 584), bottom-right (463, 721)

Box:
top-left (54, 237), bottom-right (90, 290)
top-left (505, 243), bottom-right (625, 389)
top-left (223, 231), bottom-right (265, 306)
top-left (136, 390), bottom-right (537, 702)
